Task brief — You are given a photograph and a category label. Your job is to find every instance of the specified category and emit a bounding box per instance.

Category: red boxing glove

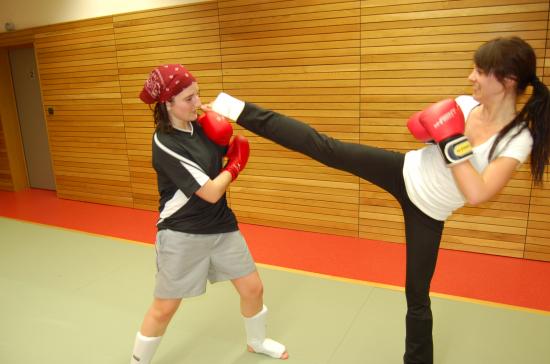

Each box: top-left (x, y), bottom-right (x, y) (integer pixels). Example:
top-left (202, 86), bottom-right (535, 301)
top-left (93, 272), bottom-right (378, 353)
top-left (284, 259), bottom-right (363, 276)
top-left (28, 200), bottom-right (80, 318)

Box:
top-left (407, 110), bottom-right (433, 143)
top-left (223, 135), bottom-right (250, 181)
top-left (198, 110), bottom-right (233, 146)
top-left (419, 99), bottom-right (473, 165)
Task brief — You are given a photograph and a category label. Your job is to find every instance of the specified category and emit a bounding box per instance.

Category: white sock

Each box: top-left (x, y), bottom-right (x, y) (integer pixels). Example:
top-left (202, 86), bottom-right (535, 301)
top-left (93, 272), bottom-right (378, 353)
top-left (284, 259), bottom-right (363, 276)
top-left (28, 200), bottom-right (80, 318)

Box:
top-left (243, 305), bottom-right (286, 358)
top-left (244, 305), bottom-right (268, 347)
top-left (130, 332), bottom-right (162, 364)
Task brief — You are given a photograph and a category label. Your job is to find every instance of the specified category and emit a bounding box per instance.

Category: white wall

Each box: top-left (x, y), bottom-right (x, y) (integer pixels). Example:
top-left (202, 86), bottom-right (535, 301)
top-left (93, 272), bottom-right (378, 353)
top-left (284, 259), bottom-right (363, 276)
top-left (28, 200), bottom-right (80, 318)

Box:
top-left (0, 0), bottom-right (205, 33)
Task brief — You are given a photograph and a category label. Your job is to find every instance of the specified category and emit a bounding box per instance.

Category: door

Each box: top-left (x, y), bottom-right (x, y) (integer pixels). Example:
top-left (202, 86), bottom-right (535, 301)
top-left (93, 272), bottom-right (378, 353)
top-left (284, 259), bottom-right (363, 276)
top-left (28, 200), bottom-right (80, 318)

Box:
top-left (9, 47), bottom-right (55, 190)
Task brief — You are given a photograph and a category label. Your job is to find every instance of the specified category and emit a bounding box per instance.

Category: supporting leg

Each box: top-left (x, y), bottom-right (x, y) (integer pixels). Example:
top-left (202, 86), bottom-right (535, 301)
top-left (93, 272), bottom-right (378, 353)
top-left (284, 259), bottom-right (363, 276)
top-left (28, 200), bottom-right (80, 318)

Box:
top-left (232, 271), bottom-right (288, 359)
top-left (130, 298), bottom-right (181, 364)
top-left (402, 203), bottom-right (444, 364)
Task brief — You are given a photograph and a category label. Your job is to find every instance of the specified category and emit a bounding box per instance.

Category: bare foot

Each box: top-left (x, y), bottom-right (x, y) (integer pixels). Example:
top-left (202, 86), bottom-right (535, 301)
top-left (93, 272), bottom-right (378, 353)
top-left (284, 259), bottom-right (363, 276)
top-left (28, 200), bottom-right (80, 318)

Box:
top-left (248, 345), bottom-right (289, 360)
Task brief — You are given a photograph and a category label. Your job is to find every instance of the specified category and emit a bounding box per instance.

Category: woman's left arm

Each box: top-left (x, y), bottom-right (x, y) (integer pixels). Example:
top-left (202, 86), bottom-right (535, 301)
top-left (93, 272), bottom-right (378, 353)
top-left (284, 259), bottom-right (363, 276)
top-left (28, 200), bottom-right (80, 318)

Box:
top-left (451, 157), bottom-right (520, 205)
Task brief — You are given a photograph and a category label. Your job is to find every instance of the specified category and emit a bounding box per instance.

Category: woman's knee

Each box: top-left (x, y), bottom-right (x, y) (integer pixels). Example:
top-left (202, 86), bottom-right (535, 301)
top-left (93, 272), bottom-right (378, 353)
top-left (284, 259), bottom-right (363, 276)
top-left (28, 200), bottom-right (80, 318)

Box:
top-left (238, 279), bottom-right (264, 300)
top-left (244, 280), bottom-right (264, 299)
top-left (233, 271), bottom-right (264, 299)
top-left (149, 299), bottom-right (181, 324)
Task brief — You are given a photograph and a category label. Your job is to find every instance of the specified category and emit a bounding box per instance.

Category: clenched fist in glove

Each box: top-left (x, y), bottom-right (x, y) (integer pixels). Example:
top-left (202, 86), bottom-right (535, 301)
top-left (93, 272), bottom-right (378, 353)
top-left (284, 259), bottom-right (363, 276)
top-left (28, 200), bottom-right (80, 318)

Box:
top-left (417, 99), bottom-right (473, 165)
top-left (407, 110), bottom-right (433, 144)
top-left (223, 135), bottom-right (250, 181)
top-left (198, 110), bottom-right (233, 146)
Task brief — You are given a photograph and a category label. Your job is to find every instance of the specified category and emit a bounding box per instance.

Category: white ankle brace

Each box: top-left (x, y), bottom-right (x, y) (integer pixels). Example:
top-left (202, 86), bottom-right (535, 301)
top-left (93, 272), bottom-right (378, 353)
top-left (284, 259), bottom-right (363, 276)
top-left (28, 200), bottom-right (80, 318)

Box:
top-left (243, 305), bottom-right (286, 358)
top-left (130, 332), bottom-right (162, 364)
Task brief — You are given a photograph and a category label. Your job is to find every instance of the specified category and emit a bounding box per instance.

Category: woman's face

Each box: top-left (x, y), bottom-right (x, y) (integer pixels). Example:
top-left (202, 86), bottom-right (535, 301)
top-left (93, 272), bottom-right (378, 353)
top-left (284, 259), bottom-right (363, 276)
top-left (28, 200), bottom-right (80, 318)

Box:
top-left (167, 82), bottom-right (201, 124)
top-left (468, 66), bottom-right (507, 103)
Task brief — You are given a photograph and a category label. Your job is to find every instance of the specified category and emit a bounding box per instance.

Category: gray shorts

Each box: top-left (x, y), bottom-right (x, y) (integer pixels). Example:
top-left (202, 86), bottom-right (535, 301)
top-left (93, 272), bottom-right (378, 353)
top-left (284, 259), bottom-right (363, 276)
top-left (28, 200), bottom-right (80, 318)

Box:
top-left (154, 229), bottom-right (256, 299)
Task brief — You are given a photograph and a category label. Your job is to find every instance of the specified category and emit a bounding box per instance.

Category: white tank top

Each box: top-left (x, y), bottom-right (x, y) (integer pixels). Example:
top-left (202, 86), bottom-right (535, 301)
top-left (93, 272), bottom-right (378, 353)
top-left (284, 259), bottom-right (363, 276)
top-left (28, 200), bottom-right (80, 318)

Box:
top-left (402, 95), bottom-right (533, 221)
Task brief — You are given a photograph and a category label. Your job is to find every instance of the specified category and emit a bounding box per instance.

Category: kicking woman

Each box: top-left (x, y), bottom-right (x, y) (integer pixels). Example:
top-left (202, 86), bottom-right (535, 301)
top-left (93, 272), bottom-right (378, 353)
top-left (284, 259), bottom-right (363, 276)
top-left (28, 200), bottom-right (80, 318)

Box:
top-left (205, 36), bottom-right (550, 363)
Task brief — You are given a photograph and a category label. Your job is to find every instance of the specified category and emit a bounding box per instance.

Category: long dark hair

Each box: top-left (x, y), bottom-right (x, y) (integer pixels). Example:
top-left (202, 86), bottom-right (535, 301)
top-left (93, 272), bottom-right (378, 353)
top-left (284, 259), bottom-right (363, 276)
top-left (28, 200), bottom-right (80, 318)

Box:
top-left (474, 36), bottom-right (550, 184)
top-left (153, 102), bottom-right (174, 133)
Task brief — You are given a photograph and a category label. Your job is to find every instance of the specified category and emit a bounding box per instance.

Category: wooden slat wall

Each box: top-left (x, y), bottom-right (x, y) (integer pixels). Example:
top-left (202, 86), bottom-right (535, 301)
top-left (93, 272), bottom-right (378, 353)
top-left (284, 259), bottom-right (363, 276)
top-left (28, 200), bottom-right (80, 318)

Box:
top-left (218, 0), bottom-right (362, 236)
top-left (0, 115), bottom-right (12, 190)
top-left (0, 48), bottom-right (28, 191)
top-left (527, 173), bottom-right (550, 260)
top-left (525, 18), bottom-right (550, 261)
top-left (113, 1), bottom-right (223, 210)
top-left (0, 0), bottom-right (549, 261)
top-left (0, 50), bottom-right (13, 190)
top-left (360, 0), bottom-right (548, 258)
top-left (33, 17), bottom-right (132, 207)
top-left (0, 28), bottom-right (35, 48)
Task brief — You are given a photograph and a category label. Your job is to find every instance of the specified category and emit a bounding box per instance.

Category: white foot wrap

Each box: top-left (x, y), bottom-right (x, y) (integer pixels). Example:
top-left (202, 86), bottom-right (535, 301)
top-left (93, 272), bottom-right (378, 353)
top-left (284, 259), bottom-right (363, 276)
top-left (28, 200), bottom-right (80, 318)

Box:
top-left (250, 338), bottom-right (286, 358)
top-left (244, 305), bottom-right (286, 359)
top-left (130, 332), bottom-right (162, 364)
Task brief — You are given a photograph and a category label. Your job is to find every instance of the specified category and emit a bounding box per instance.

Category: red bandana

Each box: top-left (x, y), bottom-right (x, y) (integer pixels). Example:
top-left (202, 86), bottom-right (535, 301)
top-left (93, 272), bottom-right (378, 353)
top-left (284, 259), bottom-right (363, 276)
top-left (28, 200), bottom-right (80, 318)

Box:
top-left (139, 64), bottom-right (196, 104)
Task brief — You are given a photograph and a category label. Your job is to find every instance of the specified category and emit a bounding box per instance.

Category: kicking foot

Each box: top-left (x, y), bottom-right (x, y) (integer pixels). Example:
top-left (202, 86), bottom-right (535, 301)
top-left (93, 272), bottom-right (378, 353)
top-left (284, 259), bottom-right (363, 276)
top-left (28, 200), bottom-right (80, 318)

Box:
top-left (247, 339), bottom-right (288, 360)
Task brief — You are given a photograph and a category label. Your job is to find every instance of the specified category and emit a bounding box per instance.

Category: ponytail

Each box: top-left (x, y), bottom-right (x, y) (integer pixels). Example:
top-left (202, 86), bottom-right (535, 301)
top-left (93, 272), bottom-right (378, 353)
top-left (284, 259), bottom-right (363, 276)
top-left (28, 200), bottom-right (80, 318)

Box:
top-left (488, 76), bottom-right (550, 185)
top-left (527, 77), bottom-right (550, 184)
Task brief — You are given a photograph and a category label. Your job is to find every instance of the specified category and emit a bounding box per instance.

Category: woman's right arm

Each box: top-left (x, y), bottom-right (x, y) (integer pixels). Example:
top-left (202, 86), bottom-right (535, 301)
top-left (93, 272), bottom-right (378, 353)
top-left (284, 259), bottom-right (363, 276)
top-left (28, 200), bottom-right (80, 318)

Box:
top-left (450, 156), bottom-right (520, 205)
top-left (194, 134), bottom-right (250, 204)
top-left (194, 171), bottom-right (233, 204)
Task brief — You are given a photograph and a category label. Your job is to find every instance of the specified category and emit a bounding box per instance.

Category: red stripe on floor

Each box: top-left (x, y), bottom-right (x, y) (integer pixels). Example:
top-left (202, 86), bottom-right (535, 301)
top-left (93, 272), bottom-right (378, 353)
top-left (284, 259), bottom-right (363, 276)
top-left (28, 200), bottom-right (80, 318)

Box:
top-left (0, 189), bottom-right (157, 243)
top-left (1, 189), bottom-right (550, 312)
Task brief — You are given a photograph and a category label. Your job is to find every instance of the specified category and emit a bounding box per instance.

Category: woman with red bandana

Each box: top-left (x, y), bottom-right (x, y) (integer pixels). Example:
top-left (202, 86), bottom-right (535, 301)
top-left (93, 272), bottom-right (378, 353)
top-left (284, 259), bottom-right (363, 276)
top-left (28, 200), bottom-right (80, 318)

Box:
top-left (129, 64), bottom-right (288, 364)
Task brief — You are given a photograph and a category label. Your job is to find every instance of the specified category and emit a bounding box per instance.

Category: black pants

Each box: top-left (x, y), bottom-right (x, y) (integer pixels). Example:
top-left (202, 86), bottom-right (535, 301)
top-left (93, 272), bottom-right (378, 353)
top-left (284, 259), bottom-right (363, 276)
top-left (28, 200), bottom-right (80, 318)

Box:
top-left (239, 104), bottom-right (445, 364)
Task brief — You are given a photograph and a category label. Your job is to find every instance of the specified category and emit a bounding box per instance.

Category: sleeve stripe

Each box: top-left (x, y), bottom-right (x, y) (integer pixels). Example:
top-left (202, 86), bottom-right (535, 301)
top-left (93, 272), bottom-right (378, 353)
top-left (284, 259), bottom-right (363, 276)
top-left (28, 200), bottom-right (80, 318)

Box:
top-left (154, 133), bottom-right (210, 186)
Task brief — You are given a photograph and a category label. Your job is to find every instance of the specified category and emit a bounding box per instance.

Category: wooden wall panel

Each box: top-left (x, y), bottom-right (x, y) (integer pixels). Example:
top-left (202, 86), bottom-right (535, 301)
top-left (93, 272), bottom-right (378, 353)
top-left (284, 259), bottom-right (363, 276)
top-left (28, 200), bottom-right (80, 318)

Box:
top-left (526, 17), bottom-right (550, 261)
top-left (218, 0), bottom-right (362, 236)
top-left (0, 48), bottom-right (28, 191)
top-left (0, 0), bottom-right (549, 261)
top-left (34, 17), bottom-right (132, 207)
top-left (359, 0), bottom-right (548, 258)
top-left (526, 172), bottom-right (550, 260)
top-left (113, 1), bottom-right (222, 210)
top-left (0, 28), bottom-right (35, 48)
top-left (0, 116), bottom-right (13, 190)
